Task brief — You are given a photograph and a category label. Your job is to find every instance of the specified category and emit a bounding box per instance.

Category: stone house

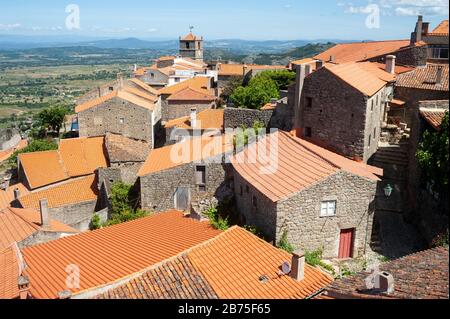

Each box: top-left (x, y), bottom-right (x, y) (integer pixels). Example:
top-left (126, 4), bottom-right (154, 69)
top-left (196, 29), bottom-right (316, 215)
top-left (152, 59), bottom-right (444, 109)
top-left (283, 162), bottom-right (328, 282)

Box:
top-left (138, 134), bottom-right (234, 212)
top-left (297, 61), bottom-right (396, 162)
top-left (164, 109), bottom-right (224, 144)
top-left (231, 131), bottom-right (382, 259)
top-left (76, 86), bottom-right (160, 147)
top-left (159, 76), bottom-right (216, 122)
top-left (16, 174), bottom-right (108, 231)
top-left (0, 206), bottom-right (78, 252)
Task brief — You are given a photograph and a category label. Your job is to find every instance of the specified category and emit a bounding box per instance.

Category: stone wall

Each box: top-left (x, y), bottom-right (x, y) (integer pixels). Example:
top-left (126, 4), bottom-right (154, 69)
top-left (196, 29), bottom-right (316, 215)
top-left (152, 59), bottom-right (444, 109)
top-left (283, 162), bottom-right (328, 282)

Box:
top-left (18, 230), bottom-right (77, 249)
top-left (140, 159), bottom-right (231, 212)
top-left (395, 87), bottom-right (449, 127)
top-left (223, 108), bottom-right (273, 129)
top-left (300, 68), bottom-right (369, 161)
top-left (77, 96), bottom-right (153, 144)
top-left (48, 200), bottom-right (98, 231)
top-left (233, 169), bottom-right (377, 258)
top-left (268, 99), bottom-right (295, 131)
top-left (166, 101), bottom-right (215, 122)
top-left (76, 83), bottom-right (116, 105)
top-left (137, 69), bottom-right (169, 86)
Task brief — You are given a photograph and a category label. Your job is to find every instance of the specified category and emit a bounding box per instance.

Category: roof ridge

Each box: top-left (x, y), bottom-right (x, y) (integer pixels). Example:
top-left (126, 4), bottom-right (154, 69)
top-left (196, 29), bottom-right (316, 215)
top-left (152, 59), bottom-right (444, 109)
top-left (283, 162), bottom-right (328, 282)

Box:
top-left (7, 207), bottom-right (41, 232)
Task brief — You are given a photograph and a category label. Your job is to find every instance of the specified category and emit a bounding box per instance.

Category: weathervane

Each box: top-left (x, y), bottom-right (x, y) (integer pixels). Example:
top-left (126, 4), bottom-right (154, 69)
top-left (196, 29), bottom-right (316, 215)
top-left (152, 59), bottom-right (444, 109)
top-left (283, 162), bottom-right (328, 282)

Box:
top-left (189, 26), bottom-right (194, 33)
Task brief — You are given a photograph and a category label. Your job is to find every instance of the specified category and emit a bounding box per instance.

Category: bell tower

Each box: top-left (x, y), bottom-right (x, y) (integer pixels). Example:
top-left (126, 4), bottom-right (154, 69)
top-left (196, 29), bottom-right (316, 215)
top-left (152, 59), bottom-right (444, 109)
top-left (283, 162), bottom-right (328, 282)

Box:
top-left (179, 26), bottom-right (204, 61)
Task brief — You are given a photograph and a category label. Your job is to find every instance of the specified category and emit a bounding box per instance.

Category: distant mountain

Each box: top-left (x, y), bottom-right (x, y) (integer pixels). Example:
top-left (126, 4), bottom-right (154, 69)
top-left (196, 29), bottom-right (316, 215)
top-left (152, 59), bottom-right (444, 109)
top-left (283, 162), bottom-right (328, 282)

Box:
top-left (0, 35), bottom-right (352, 51)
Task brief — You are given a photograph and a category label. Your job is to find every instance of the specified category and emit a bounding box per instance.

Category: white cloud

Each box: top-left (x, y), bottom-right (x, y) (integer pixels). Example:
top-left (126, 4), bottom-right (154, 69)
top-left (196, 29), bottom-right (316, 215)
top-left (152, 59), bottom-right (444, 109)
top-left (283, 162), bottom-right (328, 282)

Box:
top-left (146, 28), bottom-right (158, 33)
top-left (0, 23), bottom-right (21, 30)
top-left (342, 0), bottom-right (449, 16)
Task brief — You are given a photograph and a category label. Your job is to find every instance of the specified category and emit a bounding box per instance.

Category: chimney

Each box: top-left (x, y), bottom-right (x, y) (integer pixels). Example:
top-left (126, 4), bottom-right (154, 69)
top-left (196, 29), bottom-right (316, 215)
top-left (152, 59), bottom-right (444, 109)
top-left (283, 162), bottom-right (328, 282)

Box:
top-left (18, 275), bottom-right (30, 300)
top-left (416, 15), bottom-right (423, 42)
top-left (39, 199), bottom-right (50, 229)
top-left (315, 60), bottom-right (324, 70)
top-left (422, 22), bottom-right (430, 35)
top-left (290, 250), bottom-right (305, 281)
top-left (97, 86), bottom-right (101, 98)
top-left (329, 55), bottom-right (335, 63)
top-left (14, 188), bottom-right (20, 200)
top-left (134, 64), bottom-right (137, 72)
top-left (385, 55), bottom-right (396, 74)
top-left (436, 66), bottom-right (444, 85)
top-left (117, 73), bottom-right (124, 89)
top-left (243, 64), bottom-right (248, 76)
top-left (294, 64), bottom-right (307, 129)
top-left (190, 107), bottom-right (197, 128)
top-left (375, 271), bottom-right (395, 294)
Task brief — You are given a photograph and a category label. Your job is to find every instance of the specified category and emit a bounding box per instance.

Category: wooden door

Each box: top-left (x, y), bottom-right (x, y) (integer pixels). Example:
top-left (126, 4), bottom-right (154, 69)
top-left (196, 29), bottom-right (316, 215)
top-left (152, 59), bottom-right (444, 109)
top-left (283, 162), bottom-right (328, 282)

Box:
top-left (338, 229), bottom-right (354, 259)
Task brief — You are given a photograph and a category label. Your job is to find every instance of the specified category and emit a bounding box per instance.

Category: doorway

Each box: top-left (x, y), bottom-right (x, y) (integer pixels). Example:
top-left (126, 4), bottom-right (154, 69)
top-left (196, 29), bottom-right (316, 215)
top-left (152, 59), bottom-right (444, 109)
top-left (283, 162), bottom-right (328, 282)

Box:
top-left (338, 228), bottom-right (355, 259)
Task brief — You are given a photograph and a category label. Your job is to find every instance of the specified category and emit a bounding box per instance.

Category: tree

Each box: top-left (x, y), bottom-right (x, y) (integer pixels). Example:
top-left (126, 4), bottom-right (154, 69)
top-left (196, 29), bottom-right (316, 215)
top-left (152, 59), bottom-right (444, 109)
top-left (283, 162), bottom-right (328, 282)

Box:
top-left (416, 112), bottom-right (449, 194)
top-left (8, 139), bottom-right (58, 168)
top-left (230, 76), bottom-right (279, 109)
top-left (38, 106), bottom-right (68, 136)
top-left (255, 70), bottom-right (296, 90)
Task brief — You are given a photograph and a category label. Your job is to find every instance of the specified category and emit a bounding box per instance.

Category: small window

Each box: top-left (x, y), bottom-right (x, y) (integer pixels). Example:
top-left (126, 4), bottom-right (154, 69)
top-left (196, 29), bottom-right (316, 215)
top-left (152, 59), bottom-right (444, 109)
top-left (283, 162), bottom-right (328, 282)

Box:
top-left (306, 97), bottom-right (313, 108)
top-left (320, 201), bottom-right (336, 217)
top-left (151, 73), bottom-right (155, 78)
top-left (376, 95), bottom-right (379, 106)
top-left (246, 185), bottom-right (250, 193)
top-left (368, 135), bottom-right (371, 147)
top-left (305, 127), bottom-right (312, 138)
top-left (175, 77), bottom-right (180, 83)
top-left (373, 127), bottom-right (376, 138)
top-left (186, 42), bottom-right (190, 49)
top-left (195, 165), bottom-right (206, 187)
top-left (371, 100), bottom-right (374, 111)
top-left (109, 86), bottom-right (114, 91)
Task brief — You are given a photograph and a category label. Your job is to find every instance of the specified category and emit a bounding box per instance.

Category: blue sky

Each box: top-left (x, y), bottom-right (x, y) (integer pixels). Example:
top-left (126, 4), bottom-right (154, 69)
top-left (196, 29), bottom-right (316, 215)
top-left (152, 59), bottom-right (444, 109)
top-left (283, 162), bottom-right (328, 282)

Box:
top-left (0, 0), bottom-right (448, 40)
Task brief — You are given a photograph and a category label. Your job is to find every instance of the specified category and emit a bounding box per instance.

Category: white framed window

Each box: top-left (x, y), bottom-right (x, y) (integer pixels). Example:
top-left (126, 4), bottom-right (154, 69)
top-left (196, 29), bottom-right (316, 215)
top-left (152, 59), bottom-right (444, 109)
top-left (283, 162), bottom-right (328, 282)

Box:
top-left (320, 200), bottom-right (336, 217)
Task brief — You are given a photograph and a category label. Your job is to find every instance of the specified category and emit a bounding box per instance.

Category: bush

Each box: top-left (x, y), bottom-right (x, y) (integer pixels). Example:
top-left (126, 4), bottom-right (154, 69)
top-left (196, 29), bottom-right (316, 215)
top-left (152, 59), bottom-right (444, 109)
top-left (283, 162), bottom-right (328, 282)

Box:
top-left (233, 120), bottom-right (266, 149)
top-left (90, 214), bottom-right (102, 231)
top-left (277, 230), bottom-right (294, 254)
top-left (305, 248), bottom-right (335, 274)
top-left (205, 205), bottom-right (229, 231)
top-left (230, 76), bottom-right (279, 109)
top-left (255, 70), bottom-right (296, 90)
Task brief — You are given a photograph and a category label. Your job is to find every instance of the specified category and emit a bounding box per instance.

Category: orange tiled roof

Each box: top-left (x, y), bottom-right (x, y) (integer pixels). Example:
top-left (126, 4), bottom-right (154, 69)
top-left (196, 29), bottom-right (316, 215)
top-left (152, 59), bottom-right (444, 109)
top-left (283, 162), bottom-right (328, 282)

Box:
top-left (314, 40), bottom-right (411, 64)
top-left (420, 109), bottom-right (448, 131)
top-left (430, 20), bottom-right (449, 35)
top-left (0, 139), bottom-right (28, 163)
top-left (165, 109), bottom-right (224, 130)
top-left (138, 134), bottom-right (234, 176)
top-left (396, 64), bottom-right (449, 91)
top-left (128, 78), bottom-right (160, 96)
top-left (157, 55), bottom-right (176, 61)
top-left (97, 226), bottom-right (333, 299)
top-left (159, 77), bottom-right (212, 95)
top-left (0, 245), bottom-right (21, 299)
top-left (19, 150), bottom-right (68, 189)
top-left (368, 62), bottom-right (415, 75)
top-left (0, 183), bottom-right (29, 210)
top-left (181, 32), bottom-right (200, 41)
top-left (189, 226), bottom-right (333, 299)
top-left (323, 62), bottom-right (395, 96)
top-left (0, 207), bottom-right (78, 252)
top-left (19, 137), bottom-right (108, 189)
top-left (232, 131), bottom-right (382, 202)
top-left (261, 103), bottom-right (276, 110)
top-left (166, 86), bottom-right (216, 102)
top-left (75, 89), bottom-right (155, 113)
top-left (20, 210), bottom-right (221, 299)
top-left (18, 175), bottom-right (98, 210)
top-left (105, 133), bottom-right (151, 163)
top-left (290, 58), bottom-right (317, 66)
top-left (217, 64), bottom-right (286, 76)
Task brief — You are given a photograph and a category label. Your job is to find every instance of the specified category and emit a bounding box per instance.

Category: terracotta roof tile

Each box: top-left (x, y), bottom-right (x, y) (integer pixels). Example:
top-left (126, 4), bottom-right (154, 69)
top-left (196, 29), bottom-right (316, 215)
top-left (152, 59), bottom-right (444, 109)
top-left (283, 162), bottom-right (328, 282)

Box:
top-left (0, 207), bottom-right (78, 252)
top-left (217, 64), bottom-right (286, 76)
top-left (18, 150), bottom-right (68, 189)
top-left (20, 210), bottom-right (220, 299)
top-left (18, 175), bottom-right (98, 210)
top-left (232, 131), bottom-right (381, 202)
top-left (323, 62), bottom-right (395, 96)
top-left (166, 86), bottom-right (216, 102)
top-left (75, 89), bottom-right (155, 113)
top-left (420, 109), bottom-right (448, 131)
top-left (0, 245), bottom-right (21, 299)
top-left (396, 64), bottom-right (449, 91)
top-left (159, 77), bottom-right (212, 95)
top-left (324, 247), bottom-right (449, 299)
top-left (181, 33), bottom-right (200, 41)
top-left (188, 227), bottom-right (333, 299)
top-left (165, 109), bottom-right (224, 130)
top-left (138, 134), bottom-right (234, 176)
top-left (0, 183), bottom-right (29, 210)
top-left (19, 137), bottom-right (108, 190)
top-left (128, 78), bottom-right (160, 96)
top-left (105, 133), bottom-right (151, 163)
top-left (430, 20), bottom-right (449, 35)
top-left (314, 40), bottom-right (411, 64)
